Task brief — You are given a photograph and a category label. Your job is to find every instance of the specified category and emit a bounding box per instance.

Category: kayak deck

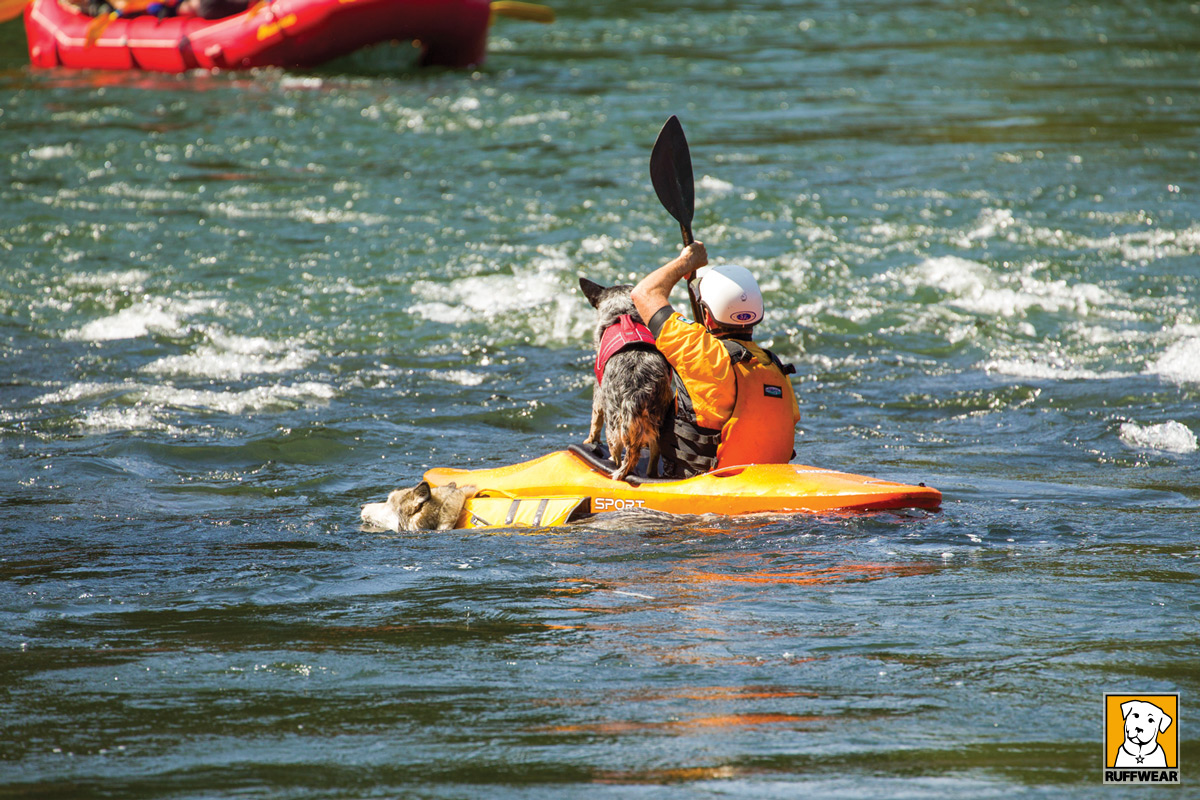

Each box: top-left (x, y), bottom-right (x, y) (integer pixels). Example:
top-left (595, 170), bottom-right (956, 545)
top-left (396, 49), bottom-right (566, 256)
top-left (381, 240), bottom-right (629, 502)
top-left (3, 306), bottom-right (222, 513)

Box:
top-left (424, 446), bottom-right (941, 529)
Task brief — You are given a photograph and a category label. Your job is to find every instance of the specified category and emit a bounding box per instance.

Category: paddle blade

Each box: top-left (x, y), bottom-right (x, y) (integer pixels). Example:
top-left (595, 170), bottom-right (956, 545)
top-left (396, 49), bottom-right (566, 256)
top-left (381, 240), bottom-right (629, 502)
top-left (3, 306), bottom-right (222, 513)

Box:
top-left (0, 0), bottom-right (29, 24)
top-left (649, 115), bottom-right (695, 245)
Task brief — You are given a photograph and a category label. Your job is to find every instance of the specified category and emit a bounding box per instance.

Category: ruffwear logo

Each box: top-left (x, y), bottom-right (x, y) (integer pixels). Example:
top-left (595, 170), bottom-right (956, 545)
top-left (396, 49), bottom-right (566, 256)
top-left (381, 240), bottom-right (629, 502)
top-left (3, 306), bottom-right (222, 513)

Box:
top-left (1103, 693), bottom-right (1180, 785)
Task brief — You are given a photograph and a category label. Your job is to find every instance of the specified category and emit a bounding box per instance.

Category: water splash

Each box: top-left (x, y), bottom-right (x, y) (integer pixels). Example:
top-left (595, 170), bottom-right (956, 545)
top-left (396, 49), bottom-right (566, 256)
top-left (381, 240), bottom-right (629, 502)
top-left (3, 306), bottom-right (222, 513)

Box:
top-left (1119, 421), bottom-right (1198, 454)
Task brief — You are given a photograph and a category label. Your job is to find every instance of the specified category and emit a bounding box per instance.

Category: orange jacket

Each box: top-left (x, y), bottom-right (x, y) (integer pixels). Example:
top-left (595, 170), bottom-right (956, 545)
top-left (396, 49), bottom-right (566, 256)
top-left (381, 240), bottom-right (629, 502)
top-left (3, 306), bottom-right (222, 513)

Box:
top-left (651, 311), bottom-right (799, 476)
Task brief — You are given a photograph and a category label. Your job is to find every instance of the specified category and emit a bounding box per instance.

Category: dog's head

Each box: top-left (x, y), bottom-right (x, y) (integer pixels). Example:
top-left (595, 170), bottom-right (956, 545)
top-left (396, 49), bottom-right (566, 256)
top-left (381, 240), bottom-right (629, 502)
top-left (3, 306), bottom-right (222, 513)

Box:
top-left (388, 481), bottom-right (436, 529)
top-left (1121, 700), bottom-right (1172, 747)
top-left (387, 481), bottom-right (468, 531)
top-left (580, 278), bottom-right (640, 346)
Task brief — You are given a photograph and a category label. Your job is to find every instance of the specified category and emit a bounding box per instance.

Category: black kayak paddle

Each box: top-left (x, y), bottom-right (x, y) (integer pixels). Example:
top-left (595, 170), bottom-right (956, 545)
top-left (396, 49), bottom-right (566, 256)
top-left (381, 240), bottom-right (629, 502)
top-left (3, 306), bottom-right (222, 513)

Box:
top-left (649, 114), bottom-right (704, 323)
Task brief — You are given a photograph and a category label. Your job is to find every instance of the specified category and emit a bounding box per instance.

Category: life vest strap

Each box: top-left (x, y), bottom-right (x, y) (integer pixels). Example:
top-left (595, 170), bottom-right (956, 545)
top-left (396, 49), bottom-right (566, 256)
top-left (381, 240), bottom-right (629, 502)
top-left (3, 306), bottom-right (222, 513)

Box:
top-left (463, 494), bottom-right (588, 529)
top-left (658, 369), bottom-right (722, 477)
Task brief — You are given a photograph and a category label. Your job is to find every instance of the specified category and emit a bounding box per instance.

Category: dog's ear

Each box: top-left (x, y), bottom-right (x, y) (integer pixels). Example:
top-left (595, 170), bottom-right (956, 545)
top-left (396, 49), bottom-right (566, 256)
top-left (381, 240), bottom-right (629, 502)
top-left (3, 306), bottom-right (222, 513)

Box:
top-left (579, 277), bottom-right (606, 309)
top-left (413, 481), bottom-right (432, 504)
top-left (1121, 701), bottom-right (1136, 720)
top-left (1157, 709), bottom-right (1173, 733)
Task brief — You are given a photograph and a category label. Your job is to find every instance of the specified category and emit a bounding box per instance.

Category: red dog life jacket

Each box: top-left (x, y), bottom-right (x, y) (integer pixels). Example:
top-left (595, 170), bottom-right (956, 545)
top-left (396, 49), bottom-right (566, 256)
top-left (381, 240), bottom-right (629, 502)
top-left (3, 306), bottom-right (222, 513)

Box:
top-left (594, 314), bottom-right (657, 385)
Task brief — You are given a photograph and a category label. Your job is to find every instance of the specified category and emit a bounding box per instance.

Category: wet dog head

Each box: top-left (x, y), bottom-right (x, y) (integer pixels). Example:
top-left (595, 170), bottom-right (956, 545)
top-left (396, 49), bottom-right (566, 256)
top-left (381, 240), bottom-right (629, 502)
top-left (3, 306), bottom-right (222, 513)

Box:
top-left (580, 278), bottom-right (644, 349)
top-left (1122, 700), bottom-right (1172, 748)
top-left (361, 481), bottom-right (472, 532)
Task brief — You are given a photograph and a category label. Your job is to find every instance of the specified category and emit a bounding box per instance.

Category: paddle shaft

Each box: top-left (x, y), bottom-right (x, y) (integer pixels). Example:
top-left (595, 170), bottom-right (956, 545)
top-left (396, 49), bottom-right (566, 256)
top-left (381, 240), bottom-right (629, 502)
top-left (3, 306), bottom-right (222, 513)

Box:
top-left (671, 174), bottom-right (699, 320)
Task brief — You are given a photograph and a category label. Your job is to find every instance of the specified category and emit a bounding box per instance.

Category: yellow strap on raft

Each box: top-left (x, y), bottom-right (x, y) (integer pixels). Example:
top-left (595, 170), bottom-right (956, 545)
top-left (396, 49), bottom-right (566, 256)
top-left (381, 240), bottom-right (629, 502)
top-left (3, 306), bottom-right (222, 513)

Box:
top-left (459, 494), bottom-right (586, 530)
top-left (83, 11), bottom-right (117, 47)
top-left (489, 1), bottom-right (554, 24)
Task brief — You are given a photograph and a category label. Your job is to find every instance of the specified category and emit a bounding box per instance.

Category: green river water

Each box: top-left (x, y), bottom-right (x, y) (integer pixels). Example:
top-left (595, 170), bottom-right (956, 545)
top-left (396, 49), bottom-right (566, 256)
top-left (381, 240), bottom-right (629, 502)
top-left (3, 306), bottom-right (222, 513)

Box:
top-left (1, 1), bottom-right (1198, 797)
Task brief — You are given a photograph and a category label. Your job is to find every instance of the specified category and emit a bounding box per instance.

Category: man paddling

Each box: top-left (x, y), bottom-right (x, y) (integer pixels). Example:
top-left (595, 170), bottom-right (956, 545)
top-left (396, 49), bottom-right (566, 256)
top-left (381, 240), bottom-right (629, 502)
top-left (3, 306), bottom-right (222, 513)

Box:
top-left (631, 242), bottom-right (800, 478)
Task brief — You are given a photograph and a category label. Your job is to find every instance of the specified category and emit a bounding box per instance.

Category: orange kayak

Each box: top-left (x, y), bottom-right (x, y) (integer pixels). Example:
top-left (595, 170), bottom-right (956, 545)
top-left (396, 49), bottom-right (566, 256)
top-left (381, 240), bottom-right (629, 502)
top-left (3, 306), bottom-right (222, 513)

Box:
top-left (424, 446), bottom-right (942, 529)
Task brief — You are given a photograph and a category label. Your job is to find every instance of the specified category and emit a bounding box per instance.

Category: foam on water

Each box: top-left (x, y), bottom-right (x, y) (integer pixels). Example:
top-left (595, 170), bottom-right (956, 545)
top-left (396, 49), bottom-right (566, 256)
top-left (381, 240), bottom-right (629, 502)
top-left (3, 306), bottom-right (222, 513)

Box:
top-left (949, 207), bottom-right (1200, 267)
top-left (954, 207), bottom-right (1018, 246)
top-left (1147, 336), bottom-right (1200, 384)
top-left (38, 379), bottom-right (335, 422)
top-left (1119, 421), bottom-right (1199, 454)
top-left (906, 256), bottom-right (1116, 319)
top-left (79, 407), bottom-right (183, 435)
top-left (141, 382), bottom-right (336, 415)
top-left (907, 255), bottom-right (990, 296)
top-left (429, 370), bottom-right (487, 386)
top-left (982, 358), bottom-right (1130, 382)
top-left (824, 250), bottom-right (1196, 383)
top-left (27, 145), bottom-right (75, 160)
top-left (142, 333), bottom-right (316, 380)
top-left (36, 381), bottom-right (135, 405)
top-left (1082, 221), bottom-right (1200, 265)
top-left (406, 262), bottom-right (591, 346)
top-left (408, 273), bottom-right (557, 323)
top-left (64, 298), bottom-right (218, 342)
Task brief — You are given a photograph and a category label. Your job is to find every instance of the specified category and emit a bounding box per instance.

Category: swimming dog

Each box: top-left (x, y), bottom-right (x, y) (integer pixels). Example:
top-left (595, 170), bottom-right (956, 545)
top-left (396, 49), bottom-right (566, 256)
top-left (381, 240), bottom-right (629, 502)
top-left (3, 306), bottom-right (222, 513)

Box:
top-left (360, 481), bottom-right (474, 531)
top-left (579, 277), bottom-right (672, 481)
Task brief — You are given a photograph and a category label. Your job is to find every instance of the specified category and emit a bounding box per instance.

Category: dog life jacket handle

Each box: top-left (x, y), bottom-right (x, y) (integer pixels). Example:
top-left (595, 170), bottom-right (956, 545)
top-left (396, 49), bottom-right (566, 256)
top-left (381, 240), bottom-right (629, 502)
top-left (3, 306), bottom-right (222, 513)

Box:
top-left (595, 314), bottom-right (657, 385)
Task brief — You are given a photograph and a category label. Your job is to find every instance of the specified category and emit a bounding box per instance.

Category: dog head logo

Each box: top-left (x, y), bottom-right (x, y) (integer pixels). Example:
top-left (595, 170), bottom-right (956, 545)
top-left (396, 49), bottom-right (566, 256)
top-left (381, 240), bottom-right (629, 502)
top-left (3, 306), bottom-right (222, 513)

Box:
top-left (1104, 693), bottom-right (1179, 780)
top-left (1118, 700), bottom-right (1172, 765)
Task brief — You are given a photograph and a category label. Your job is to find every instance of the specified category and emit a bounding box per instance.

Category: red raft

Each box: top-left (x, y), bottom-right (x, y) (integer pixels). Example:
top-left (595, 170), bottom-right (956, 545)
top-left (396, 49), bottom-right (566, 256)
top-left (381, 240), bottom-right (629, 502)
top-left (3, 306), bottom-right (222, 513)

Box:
top-left (24, 0), bottom-right (496, 71)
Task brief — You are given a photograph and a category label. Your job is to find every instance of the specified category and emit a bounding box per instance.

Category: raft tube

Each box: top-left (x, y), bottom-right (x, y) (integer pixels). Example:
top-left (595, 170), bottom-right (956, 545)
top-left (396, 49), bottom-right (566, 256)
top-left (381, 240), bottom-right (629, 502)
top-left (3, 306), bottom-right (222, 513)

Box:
top-left (24, 0), bottom-right (492, 71)
top-left (425, 445), bottom-right (942, 529)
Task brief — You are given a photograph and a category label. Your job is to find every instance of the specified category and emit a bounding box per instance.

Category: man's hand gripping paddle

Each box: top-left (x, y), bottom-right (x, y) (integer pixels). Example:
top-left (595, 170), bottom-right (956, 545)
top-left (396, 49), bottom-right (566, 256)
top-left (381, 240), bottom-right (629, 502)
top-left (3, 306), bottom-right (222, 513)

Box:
top-left (650, 115), bottom-right (705, 324)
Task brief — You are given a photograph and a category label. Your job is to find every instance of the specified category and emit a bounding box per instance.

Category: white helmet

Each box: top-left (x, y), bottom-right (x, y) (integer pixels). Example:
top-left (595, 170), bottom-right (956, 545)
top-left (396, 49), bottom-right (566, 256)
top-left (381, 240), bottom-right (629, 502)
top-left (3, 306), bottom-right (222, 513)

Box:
top-left (695, 264), bottom-right (763, 327)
